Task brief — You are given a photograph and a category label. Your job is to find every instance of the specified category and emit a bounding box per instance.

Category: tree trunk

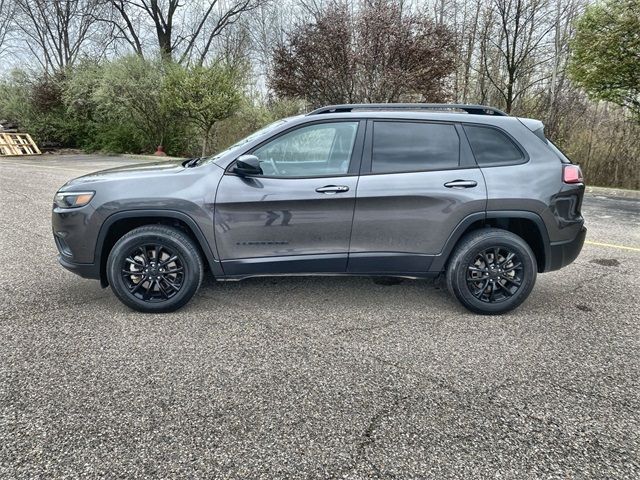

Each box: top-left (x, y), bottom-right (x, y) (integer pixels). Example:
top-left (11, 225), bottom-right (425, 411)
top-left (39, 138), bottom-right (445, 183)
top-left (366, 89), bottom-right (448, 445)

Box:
top-left (202, 123), bottom-right (215, 157)
top-left (201, 135), bottom-right (208, 157)
top-left (157, 29), bottom-right (172, 61)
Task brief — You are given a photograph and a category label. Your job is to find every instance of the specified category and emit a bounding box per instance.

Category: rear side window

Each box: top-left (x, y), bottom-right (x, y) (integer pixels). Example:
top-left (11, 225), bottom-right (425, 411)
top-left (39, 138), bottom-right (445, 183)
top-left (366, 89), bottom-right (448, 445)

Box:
top-left (463, 125), bottom-right (525, 166)
top-left (372, 121), bottom-right (460, 173)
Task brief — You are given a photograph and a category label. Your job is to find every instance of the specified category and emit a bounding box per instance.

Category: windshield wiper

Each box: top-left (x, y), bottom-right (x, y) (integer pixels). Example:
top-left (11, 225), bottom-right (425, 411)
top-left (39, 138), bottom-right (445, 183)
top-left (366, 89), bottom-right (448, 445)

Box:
top-left (184, 157), bottom-right (201, 168)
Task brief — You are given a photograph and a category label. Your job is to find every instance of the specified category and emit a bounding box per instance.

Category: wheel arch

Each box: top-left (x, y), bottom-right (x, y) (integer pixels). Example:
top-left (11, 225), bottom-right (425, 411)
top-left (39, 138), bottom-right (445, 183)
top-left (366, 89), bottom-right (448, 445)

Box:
top-left (431, 211), bottom-right (551, 273)
top-left (96, 210), bottom-right (221, 287)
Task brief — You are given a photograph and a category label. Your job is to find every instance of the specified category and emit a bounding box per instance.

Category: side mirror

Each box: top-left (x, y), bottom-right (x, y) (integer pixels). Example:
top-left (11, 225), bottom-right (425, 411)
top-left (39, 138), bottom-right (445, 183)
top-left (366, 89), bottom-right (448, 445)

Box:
top-left (233, 155), bottom-right (262, 176)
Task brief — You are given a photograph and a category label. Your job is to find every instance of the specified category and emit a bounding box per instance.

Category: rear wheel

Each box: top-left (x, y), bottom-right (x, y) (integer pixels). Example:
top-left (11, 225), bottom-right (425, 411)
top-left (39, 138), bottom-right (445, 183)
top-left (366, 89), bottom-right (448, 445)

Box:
top-left (107, 225), bottom-right (203, 313)
top-left (446, 228), bottom-right (537, 315)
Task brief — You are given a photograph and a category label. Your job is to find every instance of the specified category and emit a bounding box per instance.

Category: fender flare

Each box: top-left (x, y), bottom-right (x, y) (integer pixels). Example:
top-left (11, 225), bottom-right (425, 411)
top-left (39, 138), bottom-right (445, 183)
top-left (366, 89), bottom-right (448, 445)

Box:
top-left (95, 209), bottom-right (223, 285)
top-left (429, 210), bottom-right (551, 272)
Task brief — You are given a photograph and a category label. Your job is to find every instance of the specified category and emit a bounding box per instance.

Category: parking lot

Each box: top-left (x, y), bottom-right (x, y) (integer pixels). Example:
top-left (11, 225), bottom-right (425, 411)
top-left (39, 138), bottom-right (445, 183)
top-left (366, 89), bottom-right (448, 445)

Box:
top-left (1, 154), bottom-right (639, 478)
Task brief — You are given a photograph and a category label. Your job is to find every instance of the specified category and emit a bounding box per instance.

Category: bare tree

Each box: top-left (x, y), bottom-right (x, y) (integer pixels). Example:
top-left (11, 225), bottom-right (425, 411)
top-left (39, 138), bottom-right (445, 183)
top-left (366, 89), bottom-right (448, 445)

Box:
top-left (0, 0), bottom-right (15, 59)
top-left (479, 0), bottom-right (562, 113)
top-left (298, 0), bottom-right (330, 18)
top-left (104, 0), bottom-right (269, 64)
top-left (94, 0), bottom-right (144, 56)
top-left (13, 0), bottom-right (106, 73)
top-left (245, 1), bottom-right (287, 68)
top-left (537, 0), bottom-right (585, 137)
top-left (445, 0), bottom-right (484, 103)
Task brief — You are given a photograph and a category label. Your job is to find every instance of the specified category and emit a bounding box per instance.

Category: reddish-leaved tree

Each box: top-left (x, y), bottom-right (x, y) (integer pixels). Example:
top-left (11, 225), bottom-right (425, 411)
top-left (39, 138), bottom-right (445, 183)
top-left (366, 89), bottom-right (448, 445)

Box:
top-left (270, 1), bottom-right (456, 107)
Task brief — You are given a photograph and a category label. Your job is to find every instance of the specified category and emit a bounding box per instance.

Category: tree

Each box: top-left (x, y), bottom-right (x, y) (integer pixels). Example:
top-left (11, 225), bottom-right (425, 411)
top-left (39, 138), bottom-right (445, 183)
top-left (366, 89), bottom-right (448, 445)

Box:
top-left (270, 1), bottom-right (456, 106)
top-left (104, 0), bottom-right (269, 64)
top-left (478, 0), bottom-right (563, 114)
top-left (92, 55), bottom-right (179, 150)
top-left (0, 0), bottom-right (15, 59)
top-left (568, 0), bottom-right (640, 119)
top-left (166, 64), bottom-right (242, 155)
top-left (13, 0), bottom-right (106, 73)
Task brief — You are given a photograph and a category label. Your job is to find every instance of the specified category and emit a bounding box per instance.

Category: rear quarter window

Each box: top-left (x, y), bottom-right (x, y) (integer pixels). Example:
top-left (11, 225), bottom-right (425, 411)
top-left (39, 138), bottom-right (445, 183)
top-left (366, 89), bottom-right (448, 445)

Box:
top-left (463, 125), bottom-right (526, 167)
top-left (372, 121), bottom-right (460, 173)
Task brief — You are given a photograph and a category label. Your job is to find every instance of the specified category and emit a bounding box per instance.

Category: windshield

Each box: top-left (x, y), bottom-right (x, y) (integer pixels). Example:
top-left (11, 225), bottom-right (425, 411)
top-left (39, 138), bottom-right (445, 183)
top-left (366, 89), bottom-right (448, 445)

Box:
top-left (201, 118), bottom-right (295, 165)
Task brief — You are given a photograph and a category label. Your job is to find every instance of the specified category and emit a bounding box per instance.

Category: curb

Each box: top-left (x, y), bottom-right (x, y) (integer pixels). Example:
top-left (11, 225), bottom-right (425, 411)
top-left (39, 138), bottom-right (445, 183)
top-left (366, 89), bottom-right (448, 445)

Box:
top-left (585, 186), bottom-right (640, 200)
top-left (122, 154), bottom-right (186, 161)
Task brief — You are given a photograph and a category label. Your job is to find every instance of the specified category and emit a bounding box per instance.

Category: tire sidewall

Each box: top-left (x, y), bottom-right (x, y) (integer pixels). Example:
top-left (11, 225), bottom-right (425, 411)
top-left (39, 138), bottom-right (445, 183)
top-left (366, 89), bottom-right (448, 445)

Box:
top-left (107, 230), bottom-right (201, 313)
top-left (448, 232), bottom-right (537, 314)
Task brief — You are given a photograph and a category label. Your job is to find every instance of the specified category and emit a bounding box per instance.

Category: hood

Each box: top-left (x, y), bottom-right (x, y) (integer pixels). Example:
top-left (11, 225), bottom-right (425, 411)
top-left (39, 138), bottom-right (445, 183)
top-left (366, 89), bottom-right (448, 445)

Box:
top-left (64, 159), bottom-right (186, 187)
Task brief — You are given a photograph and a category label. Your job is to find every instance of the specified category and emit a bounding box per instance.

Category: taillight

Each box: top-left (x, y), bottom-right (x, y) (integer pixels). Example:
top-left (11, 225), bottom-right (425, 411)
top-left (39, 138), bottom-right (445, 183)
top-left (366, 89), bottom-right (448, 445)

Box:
top-left (563, 164), bottom-right (583, 184)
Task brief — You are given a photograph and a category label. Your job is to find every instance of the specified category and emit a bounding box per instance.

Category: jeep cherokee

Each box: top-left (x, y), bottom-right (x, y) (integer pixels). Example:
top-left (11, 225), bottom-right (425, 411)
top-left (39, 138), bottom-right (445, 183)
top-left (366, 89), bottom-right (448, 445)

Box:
top-left (52, 103), bottom-right (586, 314)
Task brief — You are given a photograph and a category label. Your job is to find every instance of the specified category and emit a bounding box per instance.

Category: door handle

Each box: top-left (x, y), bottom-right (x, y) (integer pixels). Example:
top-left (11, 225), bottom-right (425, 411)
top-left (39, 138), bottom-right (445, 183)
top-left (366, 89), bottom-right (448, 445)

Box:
top-left (315, 185), bottom-right (350, 194)
top-left (444, 180), bottom-right (478, 188)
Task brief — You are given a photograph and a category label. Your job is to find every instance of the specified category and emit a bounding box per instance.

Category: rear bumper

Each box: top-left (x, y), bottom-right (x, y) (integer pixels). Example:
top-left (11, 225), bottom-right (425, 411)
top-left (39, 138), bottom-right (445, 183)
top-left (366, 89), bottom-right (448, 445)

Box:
top-left (546, 226), bottom-right (586, 271)
top-left (58, 255), bottom-right (100, 280)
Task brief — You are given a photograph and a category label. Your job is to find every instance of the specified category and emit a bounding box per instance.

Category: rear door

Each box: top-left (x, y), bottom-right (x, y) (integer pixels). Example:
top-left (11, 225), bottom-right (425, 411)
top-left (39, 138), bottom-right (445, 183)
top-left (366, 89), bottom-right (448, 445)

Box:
top-left (215, 120), bottom-right (365, 276)
top-left (348, 119), bottom-right (487, 274)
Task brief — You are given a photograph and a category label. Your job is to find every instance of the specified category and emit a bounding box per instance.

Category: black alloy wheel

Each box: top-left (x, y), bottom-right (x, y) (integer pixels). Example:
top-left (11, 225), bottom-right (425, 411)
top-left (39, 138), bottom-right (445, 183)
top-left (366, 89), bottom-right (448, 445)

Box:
top-left (446, 228), bottom-right (537, 315)
top-left (466, 247), bottom-right (524, 303)
top-left (121, 244), bottom-right (185, 302)
top-left (107, 225), bottom-right (203, 313)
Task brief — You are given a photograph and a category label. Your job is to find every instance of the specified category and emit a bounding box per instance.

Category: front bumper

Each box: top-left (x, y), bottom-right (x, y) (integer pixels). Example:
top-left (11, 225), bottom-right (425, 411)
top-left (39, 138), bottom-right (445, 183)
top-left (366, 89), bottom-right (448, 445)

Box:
top-left (547, 226), bottom-right (587, 271)
top-left (52, 204), bottom-right (101, 264)
top-left (58, 255), bottom-right (101, 280)
top-left (53, 210), bottom-right (101, 281)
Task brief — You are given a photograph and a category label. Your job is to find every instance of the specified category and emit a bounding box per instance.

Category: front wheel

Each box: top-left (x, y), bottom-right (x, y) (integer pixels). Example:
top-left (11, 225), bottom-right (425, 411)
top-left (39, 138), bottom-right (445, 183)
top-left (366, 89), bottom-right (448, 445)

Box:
top-left (106, 225), bottom-right (204, 313)
top-left (446, 228), bottom-right (537, 315)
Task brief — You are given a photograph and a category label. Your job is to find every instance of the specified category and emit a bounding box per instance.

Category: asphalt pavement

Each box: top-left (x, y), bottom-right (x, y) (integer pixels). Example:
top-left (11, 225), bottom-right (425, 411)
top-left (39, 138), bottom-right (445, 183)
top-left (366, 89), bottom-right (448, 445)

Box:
top-left (1, 154), bottom-right (639, 479)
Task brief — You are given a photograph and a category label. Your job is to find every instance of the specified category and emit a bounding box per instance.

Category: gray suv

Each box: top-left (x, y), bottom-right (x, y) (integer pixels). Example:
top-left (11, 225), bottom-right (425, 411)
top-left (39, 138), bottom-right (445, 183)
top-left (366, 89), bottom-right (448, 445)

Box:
top-left (52, 104), bottom-right (586, 314)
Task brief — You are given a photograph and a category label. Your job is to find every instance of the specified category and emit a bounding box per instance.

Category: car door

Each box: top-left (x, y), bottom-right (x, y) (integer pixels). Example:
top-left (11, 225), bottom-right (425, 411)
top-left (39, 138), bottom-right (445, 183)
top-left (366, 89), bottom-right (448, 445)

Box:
top-left (215, 120), bottom-right (365, 276)
top-left (348, 119), bottom-right (487, 274)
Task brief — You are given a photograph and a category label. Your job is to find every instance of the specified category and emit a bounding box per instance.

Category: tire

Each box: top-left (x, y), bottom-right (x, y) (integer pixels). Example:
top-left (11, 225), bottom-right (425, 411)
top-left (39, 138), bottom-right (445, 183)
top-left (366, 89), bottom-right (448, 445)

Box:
top-left (446, 228), bottom-right (537, 315)
top-left (106, 225), bottom-right (204, 313)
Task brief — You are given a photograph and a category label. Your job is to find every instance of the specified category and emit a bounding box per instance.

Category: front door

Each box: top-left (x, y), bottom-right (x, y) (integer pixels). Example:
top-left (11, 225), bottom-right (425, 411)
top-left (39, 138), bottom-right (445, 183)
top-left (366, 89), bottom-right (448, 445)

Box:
top-left (215, 120), bottom-right (365, 276)
top-left (348, 119), bottom-right (487, 274)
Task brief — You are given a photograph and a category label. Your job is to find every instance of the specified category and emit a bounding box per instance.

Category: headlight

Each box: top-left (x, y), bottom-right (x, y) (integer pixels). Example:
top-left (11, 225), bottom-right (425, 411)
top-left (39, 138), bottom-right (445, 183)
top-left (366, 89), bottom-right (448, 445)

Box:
top-left (54, 191), bottom-right (95, 208)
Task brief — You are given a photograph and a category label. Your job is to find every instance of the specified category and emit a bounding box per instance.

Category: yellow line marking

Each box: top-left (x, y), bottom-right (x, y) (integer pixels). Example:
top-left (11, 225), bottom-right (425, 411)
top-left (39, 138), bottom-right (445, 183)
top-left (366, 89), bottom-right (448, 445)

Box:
top-left (585, 241), bottom-right (640, 252)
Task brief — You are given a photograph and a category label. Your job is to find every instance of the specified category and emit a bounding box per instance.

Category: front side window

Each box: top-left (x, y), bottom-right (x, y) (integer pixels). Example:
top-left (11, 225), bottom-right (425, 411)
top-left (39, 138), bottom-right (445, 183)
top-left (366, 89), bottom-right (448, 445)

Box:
top-left (252, 122), bottom-right (359, 177)
top-left (372, 121), bottom-right (460, 174)
top-left (463, 125), bottom-right (525, 166)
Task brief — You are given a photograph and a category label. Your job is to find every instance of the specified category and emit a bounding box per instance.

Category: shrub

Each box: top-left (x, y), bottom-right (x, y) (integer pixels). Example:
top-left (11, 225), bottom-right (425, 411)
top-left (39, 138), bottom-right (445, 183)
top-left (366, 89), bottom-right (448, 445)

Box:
top-left (166, 63), bottom-right (243, 156)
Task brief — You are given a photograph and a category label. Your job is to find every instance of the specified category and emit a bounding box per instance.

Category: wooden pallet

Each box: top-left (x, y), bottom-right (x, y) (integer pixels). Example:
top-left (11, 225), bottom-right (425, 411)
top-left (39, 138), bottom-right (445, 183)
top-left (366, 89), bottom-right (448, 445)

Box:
top-left (0, 133), bottom-right (41, 156)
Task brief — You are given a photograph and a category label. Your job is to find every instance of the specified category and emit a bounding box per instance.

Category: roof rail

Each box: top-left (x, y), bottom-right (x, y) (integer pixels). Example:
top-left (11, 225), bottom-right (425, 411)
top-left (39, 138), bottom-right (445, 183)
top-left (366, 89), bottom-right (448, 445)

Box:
top-left (307, 103), bottom-right (508, 116)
